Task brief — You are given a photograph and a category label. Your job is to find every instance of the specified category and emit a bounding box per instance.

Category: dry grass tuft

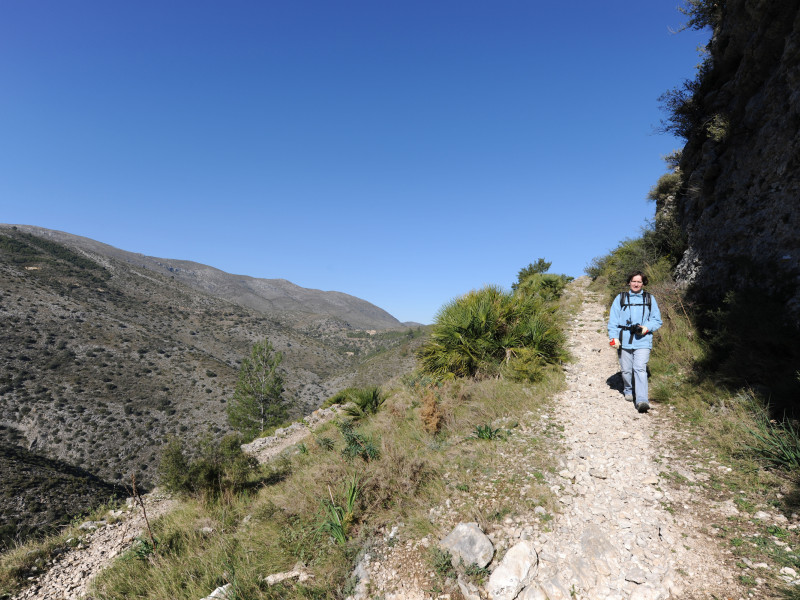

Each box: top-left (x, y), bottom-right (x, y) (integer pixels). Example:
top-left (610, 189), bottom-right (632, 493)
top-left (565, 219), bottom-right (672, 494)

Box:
top-left (419, 386), bottom-right (444, 434)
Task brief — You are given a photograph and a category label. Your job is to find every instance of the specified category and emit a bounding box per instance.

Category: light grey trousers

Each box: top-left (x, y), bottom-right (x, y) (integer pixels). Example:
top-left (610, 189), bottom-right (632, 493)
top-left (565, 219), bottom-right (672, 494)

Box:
top-left (619, 348), bottom-right (650, 402)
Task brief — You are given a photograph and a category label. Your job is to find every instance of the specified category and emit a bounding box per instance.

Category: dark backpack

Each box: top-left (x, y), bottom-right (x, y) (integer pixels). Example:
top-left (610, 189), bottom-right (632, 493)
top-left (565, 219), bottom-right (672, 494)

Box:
top-left (617, 291), bottom-right (652, 344)
top-left (619, 291), bottom-right (651, 313)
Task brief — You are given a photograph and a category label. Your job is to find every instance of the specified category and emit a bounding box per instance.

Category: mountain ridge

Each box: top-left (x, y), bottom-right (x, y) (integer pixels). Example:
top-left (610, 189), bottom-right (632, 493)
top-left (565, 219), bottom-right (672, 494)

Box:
top-left (1, 224), bottom-right (402, 330)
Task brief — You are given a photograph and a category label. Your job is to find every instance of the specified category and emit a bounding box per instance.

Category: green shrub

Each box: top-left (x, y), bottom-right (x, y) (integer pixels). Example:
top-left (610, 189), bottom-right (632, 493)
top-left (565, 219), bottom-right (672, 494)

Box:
top-left (514, 273), bottom-right (571, 302)
top-left (321, 387), bottom-right (359, 408)
top-left (471, 424), bottom-right (504, 441)
top-left (746, 409), bottom-right (800, 471)
top-left (338, 421), bottom-right (380, 462)
top-left (157, 435), bottom-right (258, 498)
top-left (429, 546), bottom-right (455, 578)
top-left (418, 285), bottom-right (566, 380)
top-left (500, 346), bottom-right (546, 382)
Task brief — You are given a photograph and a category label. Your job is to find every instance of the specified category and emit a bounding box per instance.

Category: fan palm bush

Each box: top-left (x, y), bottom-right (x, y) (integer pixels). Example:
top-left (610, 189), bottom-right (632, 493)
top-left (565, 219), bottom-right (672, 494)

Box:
top-left (418, 285), bottom-right (567, 380)
top-left (514, 272), bottom-right (571, 302)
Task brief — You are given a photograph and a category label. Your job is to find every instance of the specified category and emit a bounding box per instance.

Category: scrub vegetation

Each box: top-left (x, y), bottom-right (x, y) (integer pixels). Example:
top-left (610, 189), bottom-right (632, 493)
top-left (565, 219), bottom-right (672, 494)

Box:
top-left (88, 368), bottom-right (562, 600)
top-left (418, 259), bottom-right (571, 382)
top-left (0, 225), bottom-right (427, 546)
top-left (0, 258), bottom-right (571, 599)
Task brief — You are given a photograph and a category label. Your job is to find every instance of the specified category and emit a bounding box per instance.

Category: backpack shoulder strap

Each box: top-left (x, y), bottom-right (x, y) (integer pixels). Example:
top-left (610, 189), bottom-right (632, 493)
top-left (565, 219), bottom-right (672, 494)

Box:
top-left (619, 292), bottom-right (630, 309)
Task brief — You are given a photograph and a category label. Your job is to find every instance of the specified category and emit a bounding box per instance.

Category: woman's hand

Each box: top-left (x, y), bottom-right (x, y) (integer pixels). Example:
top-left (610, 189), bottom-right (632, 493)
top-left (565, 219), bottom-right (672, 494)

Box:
top-left (640, 327), bottom-right (649, 335)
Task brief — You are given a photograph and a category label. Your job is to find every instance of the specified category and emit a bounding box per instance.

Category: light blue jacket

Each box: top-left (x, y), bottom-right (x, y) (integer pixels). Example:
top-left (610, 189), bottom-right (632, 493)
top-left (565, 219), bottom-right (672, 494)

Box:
top-left (607, 290), bottom-right (662, 350)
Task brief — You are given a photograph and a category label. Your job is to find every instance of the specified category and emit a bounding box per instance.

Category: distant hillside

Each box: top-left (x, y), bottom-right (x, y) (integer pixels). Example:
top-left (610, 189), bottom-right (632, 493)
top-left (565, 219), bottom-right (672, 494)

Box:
top-left (0, 225), bottom-right (425, 544)
top-left (5, 225), bottom-right (402, 330)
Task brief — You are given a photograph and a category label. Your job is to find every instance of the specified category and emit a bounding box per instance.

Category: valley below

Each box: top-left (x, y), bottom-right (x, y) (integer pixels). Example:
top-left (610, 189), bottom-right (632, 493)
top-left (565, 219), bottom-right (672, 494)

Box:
top-left (0, 224), bottom-right (425, 546)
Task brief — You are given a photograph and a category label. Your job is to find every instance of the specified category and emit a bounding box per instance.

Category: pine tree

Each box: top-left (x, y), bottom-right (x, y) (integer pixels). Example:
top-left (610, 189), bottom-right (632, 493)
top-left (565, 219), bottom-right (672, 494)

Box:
top-left (227, 338), bottom-right (287, 440)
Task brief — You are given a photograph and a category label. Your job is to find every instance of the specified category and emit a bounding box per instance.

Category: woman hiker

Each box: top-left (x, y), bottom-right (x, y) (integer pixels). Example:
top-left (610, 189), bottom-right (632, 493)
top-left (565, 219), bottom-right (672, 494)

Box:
top-left (607, 270), bottom-right (662, 413)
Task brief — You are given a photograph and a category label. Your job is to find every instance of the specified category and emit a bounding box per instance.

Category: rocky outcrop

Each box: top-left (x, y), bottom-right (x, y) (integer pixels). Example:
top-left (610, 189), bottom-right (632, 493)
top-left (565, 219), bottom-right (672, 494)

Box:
top-left (672, 0), bottom-right (800, 320)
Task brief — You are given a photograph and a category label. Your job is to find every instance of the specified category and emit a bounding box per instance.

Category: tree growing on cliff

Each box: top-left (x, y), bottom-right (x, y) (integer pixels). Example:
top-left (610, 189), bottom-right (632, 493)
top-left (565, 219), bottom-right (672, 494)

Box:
top-left (227, 339), bottom-right (287, 440)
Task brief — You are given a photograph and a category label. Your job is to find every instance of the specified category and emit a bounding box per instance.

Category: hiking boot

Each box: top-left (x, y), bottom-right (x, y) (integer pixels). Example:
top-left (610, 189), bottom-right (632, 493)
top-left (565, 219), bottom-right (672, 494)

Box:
top-left (636, 400), bottom-right (650, 413)
top-left (624, 395), bottom-right (634, 402)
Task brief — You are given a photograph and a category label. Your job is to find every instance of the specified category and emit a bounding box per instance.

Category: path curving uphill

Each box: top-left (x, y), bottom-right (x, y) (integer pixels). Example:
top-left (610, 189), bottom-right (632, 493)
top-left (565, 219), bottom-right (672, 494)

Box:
top-left (12, 493), bottom-right (176, 600)
top-left (350, 277), bottom-right (743, 600)
top-left (519, 278), bottom-right (742, 599)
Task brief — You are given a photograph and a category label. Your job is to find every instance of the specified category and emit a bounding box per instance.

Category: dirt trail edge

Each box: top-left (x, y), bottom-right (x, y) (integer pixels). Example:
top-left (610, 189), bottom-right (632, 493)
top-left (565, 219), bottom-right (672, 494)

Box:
top-left (12, 408), bottom-right (342, 600)
top-left (12, 493), bottom-right (176, 600)
top-left (350, 277), bottom-right (743, 600)
top-left (521, 278), bottom-right (743, 599)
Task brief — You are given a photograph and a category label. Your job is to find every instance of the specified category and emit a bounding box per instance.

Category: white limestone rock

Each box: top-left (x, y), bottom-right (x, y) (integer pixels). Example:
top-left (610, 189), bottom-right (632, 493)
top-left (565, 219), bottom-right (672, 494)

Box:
top-left (440, 522), bottom-right (495, 569)
top-left (487, 540), bottom-right (538, 600)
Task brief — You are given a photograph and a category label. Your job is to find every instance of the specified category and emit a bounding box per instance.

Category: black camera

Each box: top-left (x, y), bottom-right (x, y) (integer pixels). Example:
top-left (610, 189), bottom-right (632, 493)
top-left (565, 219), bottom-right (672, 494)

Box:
top-left (631, 324), bottom-right (644, 335)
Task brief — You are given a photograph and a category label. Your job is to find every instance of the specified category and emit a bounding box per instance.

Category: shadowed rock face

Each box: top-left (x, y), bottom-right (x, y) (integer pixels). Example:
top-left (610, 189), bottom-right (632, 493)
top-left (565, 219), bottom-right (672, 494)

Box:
top-left (672, 0), bottom-right (800, 320)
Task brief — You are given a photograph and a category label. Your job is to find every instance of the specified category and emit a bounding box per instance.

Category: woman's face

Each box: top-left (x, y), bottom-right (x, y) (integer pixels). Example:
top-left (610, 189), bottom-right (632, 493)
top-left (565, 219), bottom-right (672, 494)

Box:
top-left (629, 275), bottom-right (644, 293)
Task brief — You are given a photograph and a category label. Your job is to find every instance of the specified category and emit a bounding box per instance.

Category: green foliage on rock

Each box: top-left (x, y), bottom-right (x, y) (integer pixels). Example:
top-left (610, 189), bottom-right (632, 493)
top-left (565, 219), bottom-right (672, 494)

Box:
top-left (227, 339), bottom-right (288, 441)
top-left (677, 0), bottom-right (723, 32)
top-left (658, 1), bottom-right (721, 141)
top-left (647, 172), bottom-right (681, 205)
top-left (418, 285), bottom-right (567, 381)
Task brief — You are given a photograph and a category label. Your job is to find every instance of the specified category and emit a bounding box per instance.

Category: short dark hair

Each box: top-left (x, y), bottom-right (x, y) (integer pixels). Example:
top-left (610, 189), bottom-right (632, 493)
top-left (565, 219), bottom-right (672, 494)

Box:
top-left (626, 270), bottom-right (648, 285)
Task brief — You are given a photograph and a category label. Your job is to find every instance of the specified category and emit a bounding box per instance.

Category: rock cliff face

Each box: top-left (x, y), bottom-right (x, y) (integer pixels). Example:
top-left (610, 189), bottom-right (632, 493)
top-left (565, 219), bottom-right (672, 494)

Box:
top-left (673, 0), bottom-right (800, 320)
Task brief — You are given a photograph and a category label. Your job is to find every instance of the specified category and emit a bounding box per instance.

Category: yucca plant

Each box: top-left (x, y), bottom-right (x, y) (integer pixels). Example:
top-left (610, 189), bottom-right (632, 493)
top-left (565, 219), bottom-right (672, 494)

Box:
top-left (318, 474), bottom-right (360, 546)
top-left (745, 409), bottom-right (800, 471)
top-left (471, 424), bottom-right (504, 441)
top-left (342, 387), bottom-right (385, 420)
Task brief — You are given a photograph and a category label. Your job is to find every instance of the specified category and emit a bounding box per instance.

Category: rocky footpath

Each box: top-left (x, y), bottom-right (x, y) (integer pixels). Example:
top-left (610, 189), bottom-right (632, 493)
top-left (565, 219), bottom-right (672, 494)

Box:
top-left (241, 403), bottom-right (342, 463)
top-left (10, 405), bottom-right (343, 600)
top-left (12, 492), bottom-right (175, 600)
top-left (347, 278), bottom-right (750, 599)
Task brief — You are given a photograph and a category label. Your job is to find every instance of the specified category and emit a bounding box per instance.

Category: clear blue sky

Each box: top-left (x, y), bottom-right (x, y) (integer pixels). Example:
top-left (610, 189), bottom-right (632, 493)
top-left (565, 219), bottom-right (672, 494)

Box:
top-left (1, 1), bottom-right (708, 324)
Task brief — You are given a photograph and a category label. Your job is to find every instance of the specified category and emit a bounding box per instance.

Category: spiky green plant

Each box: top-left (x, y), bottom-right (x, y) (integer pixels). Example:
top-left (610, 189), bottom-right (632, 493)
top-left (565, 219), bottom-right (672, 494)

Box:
top-left (342, 387), bottom-right (385, 420)
top-left (338, 420), bottom-right (380, 462)
top-left (418, 285), bottom-right (566, 380)
top-left (746, 410), bottom-right (800, 471)
top-left (318, 474), bottom-right (360, 546)
top-left (471, 424), bottom-right (504, 441)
